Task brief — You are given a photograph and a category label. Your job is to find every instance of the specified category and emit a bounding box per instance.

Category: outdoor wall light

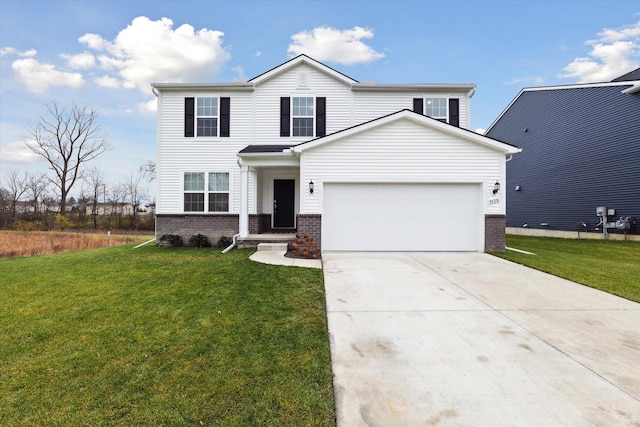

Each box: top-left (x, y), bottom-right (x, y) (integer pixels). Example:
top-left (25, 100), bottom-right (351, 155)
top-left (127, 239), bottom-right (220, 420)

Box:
top-left (309, 180), bottom-right (314, 194)
top-left (492, 181), bottom-right (500, 194)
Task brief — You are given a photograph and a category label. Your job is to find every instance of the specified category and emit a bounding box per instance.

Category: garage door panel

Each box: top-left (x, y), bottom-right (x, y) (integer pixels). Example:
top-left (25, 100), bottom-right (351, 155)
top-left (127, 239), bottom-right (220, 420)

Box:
top-left (323, 183), bottom-right (481, 251)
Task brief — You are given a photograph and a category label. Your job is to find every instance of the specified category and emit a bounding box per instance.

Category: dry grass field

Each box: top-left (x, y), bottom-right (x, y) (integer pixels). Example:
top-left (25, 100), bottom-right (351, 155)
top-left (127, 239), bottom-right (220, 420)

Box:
top-left (0, 231), bottom-right (152, 259)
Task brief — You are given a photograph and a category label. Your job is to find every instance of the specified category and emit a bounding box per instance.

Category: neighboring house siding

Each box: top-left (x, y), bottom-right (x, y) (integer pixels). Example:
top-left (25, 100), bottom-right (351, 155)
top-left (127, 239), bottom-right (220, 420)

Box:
top-left (300, 119), bottom-right (502, 214)
top-left (486, 84), bottom-right (640, 234)
top-left (352, 91), bottom-right (470, 129)
top-left (252, 63), bottom-right (353, 142)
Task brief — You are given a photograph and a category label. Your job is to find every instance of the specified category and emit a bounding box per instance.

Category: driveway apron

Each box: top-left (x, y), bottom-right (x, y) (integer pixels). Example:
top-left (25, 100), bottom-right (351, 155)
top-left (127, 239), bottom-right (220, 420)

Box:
top-left (322, 252), bottom-right (640, 426)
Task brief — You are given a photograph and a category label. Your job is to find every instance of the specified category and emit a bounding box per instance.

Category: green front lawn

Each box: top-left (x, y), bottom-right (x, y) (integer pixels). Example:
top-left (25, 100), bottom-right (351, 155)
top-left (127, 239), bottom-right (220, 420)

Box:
top-left (493, 235), bottom-right (640, 303)
top-left (0, 246), bottom-right (335, 426)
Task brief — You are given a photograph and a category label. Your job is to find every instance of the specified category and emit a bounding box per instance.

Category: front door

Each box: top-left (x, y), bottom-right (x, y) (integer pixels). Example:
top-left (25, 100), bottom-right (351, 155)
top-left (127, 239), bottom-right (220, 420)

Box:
top-left (273, 179), bottom-right (295, 228)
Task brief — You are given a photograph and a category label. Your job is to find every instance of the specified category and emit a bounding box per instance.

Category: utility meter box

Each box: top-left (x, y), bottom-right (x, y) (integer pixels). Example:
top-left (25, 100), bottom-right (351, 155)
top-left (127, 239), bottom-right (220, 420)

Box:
top-left (596, 206), bottom-right (606, 217)
top-left (616, 217), bottom-right (631, 230)
top-left (607, 208), bottom-right (616, 216)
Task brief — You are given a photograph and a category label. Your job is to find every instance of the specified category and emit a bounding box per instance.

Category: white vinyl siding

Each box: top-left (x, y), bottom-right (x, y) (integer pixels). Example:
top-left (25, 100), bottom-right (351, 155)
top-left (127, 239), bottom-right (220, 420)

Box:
top-left (300, 118), bottom-right (503, 215)
top-left (353, 91), bottom-right (470, 129)
top-left (156, 91), bottom-right (253, 214)
top-left (252, 63), bottom-right (353, 142)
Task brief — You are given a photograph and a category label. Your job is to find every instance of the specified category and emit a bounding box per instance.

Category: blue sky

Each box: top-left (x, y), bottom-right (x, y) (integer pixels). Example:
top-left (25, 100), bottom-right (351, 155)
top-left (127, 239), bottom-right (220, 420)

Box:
top-left (1, 0), bottom-right (639, 200)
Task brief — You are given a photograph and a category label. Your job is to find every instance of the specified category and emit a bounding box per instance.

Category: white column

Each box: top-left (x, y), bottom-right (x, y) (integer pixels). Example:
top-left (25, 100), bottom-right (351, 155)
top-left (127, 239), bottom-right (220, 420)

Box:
top-left (239, 164), bottom-right (249, 238)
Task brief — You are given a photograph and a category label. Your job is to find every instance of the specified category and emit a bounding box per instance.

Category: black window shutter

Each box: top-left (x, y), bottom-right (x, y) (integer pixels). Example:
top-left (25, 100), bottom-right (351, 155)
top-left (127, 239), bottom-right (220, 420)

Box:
top-left (280, 97), bottom-right (290, 137)
top-left (413, 98), bottom-right (423, 115)
top-left (449, 98), bottom-right (460, 127)
top-left (316, 97), bottom-right (326, 137)
top-left (184, 97), bottom-right (195, 137)
top-left (220, 97), bottom-right (230, 137)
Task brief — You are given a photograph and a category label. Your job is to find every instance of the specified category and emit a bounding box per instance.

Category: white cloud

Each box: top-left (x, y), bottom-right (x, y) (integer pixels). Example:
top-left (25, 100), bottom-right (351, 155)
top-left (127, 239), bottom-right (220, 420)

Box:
top-left (1, 47), bottom-right (36, 57)
top-left (138, 98), bottom-right (157, 114)
top-left (231, 66), bottom-right (247, 82)
top-left (505, 76), bottom-right (545, 86)
top-left (78, 16), bottom-right (231, 92)
top-left (61, 52), bottom-right (96, 69)
top-left (11, 58), bottom-right (85, 93)
top-left (94, 75), bottom-right (121, 88)
top-left (288, 26), bottom-right (384, 65)
top-left (560, 20), bottom-right (640, 82)
top-left (0, 140), bottom-right (41, 163)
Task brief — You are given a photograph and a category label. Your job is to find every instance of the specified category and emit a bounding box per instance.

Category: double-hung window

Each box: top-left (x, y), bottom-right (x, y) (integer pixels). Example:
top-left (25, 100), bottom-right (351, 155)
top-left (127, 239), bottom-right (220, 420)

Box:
top-left (184, 172), bottom-right (230, 212)
top-left (292, 97), bottom-right (314, 137)
top-left (424, 98), bottom-right (447, 122)
top-left (208, 172), bottom-right (229, 212)
top-left (196, 97), bottom-right (218, 136)
top-left (184, 172), bottom-right (205, 212)
top-left (413, 97), bottom-right (460, 127)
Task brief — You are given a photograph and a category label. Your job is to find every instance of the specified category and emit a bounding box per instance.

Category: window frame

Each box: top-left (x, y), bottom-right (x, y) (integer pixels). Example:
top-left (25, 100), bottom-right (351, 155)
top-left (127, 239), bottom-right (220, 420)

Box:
top-left (183, 171), bottom-right (231, 213)
top-left (196, 96), bottom-right (219, 137)
top-left (424, 97), bottom-right (448, 122)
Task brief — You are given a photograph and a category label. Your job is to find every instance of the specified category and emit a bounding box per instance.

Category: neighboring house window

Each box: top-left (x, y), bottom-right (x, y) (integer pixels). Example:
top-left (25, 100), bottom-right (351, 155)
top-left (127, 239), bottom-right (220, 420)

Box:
top-left (208, 172), bottom-right (229, 212)
top-left (412, 97), bottom-right (460, 127)
top-left (184, 172), bottom-right (205, 212)
top-left (280, 97), bottom-right (326, 137)
top-left (197, 97), bottom-right (218, 136)
top-left (184, 97), bottom-right (231, 137)
top-left (183, 172), bottom-right (230, 212)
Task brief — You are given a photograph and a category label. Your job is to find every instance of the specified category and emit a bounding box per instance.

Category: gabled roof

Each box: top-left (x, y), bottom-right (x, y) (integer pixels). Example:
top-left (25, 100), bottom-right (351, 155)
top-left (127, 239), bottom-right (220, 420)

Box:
top-left (249, 54), bottom-right (359, 86)
top-left (292, 109), bottom-right (520, 155)
top-left (486, 79), bottom-right (639, 132)
top-left (612, 67), bottom-right (640, 82)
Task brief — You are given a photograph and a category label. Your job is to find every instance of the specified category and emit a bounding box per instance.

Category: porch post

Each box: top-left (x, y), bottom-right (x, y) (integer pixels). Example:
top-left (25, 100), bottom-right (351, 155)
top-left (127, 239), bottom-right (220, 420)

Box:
top-left (239, 164), bottom-right (249, 238)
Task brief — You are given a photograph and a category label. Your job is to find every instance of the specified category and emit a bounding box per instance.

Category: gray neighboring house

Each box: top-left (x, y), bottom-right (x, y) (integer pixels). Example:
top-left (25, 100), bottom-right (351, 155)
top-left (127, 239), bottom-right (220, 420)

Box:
top-left (485, 69), bottom-right (640, 237)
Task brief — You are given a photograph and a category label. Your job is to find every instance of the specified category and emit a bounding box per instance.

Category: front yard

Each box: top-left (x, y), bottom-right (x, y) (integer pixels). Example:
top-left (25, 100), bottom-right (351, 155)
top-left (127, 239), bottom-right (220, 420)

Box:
top-left (0, 246), bottom-right (334, 426)
top-left (493, 235), bottom-right (640, 303)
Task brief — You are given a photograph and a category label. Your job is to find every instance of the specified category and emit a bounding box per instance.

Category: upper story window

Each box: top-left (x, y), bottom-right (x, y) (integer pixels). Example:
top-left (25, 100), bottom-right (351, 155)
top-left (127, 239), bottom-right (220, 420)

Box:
top-left (280, 96), bottom-right (326, 138)
top-left (292, 97), bottom-right (314, 137)
top-left (197, 97), bottom-right (218, 136)
top-left (413, 97), bottom-right (460, 127)
top-left (184, 97), bottom-right (230, 138)
top-left (424, 98), bottom-right (447, 121)
top-left (183, 172), bottom-right (230, 212)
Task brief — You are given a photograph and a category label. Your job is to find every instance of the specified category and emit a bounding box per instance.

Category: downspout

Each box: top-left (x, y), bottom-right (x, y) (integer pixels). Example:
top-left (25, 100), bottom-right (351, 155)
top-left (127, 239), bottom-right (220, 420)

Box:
top-left (222, 233), bottom-right (241, 254)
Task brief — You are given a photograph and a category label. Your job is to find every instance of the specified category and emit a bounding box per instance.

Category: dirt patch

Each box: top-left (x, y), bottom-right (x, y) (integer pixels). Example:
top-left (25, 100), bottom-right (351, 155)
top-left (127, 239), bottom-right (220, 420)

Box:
top-left (284, 233), bottom-right (321, 260)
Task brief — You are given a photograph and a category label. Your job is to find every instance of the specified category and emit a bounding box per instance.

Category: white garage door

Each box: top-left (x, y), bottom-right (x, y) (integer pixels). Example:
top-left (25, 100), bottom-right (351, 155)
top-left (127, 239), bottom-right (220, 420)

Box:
top-left (322, 183), bottom-right (482, 251)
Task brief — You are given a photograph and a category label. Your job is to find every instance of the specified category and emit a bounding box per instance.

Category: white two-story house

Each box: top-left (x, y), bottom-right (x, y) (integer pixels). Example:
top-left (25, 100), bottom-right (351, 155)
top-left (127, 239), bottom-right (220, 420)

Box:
top-left (152, 55), bottom-right (519, 251)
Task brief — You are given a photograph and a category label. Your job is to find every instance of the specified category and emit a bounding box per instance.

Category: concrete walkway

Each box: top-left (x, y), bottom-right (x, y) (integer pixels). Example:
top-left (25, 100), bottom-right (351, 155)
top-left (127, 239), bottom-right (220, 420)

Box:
top-left (249, 250), bottom-right (322, 269)
top-left (322, 252), bottom-right (640, 426)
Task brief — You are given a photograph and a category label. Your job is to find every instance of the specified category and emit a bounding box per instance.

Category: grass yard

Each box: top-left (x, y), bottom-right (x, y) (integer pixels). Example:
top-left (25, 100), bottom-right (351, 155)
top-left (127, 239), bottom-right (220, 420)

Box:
top-left (0, 246), bottom-right (334, 426)
top-left (493, 235), bottom-right (640, 303)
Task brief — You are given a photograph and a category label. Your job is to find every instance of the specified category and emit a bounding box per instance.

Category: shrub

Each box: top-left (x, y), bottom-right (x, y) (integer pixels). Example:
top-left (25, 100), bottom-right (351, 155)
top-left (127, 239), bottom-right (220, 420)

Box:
top-left (54, 214), bottom-right (72, 230)
top-left (218, 236), bottom-right (233, 248)
top-left (189, 233), bottom-right (211, 248)
top-left (158, 234), bottom-right (183, 247)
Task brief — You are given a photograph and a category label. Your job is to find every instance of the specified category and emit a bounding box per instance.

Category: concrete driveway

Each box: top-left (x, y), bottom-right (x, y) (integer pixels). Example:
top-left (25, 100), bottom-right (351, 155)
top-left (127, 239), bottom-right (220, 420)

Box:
top-left (322, 252), bottom-right (640, 426)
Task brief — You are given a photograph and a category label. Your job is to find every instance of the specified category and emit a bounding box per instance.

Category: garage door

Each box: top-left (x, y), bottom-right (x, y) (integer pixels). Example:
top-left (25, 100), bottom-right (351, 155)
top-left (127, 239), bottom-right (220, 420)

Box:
top-left (322, 183), bottom-right (482, 251)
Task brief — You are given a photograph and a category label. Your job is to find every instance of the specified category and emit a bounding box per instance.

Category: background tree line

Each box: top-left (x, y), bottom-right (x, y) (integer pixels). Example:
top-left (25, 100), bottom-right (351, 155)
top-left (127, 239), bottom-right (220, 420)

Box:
top-left (0, 101), bottom-right (155, 231)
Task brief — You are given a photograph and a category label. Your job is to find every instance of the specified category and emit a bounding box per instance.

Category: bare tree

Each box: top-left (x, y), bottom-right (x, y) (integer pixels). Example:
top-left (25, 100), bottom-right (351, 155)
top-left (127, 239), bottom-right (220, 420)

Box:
top-left (123, 170), bottom-right (148, 230)
top-left (3, 167), bottom-right (29, 221)
top-left (139, 160), bottom-right (156, 182)
top-left (26, 172), bottom-right (49, 219)
top-left (84, 167), bottom-right (106, 229)
top-left (25, 101), bottom-right (110, 215)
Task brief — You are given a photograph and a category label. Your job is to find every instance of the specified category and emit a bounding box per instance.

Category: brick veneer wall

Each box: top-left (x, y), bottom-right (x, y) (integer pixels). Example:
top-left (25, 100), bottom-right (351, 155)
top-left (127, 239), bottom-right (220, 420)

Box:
top-left (156, 214), bottom-right (239, 245)
top-left (249, 214), bottom-right (271, 234)
top-left (485, 214), bottom-right (506, 252)
top-left (297, 214), bottom-right (322, 247)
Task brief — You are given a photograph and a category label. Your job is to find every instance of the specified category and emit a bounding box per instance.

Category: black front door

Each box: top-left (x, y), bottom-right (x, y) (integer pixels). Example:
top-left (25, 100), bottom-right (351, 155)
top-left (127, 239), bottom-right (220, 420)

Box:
top-left (273, 179), bottom-right (295, 228)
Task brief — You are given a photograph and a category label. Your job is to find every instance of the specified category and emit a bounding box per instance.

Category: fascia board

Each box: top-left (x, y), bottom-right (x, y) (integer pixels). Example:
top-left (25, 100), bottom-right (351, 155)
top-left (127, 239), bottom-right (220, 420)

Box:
top-left (351, 83), bottom-right (476, 93)
top-left (294, 110), bottom-right (520, 155)
top-left (151, 83), bottom-right (254, 92)
top-left (249, 55), bottom-right (358, 86)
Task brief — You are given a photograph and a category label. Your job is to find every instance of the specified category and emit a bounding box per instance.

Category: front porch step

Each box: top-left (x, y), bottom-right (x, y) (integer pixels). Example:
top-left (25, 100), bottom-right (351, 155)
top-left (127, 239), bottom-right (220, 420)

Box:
top-left (257, 243), bottom-right (289, 252)
top-left (237, 233), bottom-right (295, 249)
